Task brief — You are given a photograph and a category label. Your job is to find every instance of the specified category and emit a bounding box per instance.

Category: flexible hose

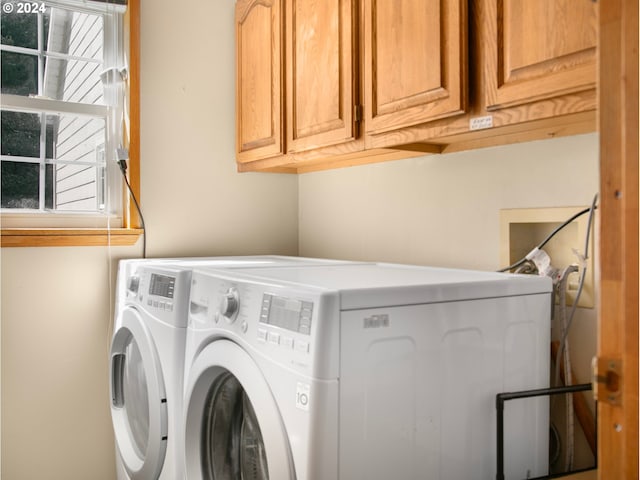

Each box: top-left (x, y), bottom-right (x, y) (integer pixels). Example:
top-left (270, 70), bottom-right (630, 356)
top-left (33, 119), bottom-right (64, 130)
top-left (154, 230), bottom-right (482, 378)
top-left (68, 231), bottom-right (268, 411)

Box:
top-left (557, 265), bottom-right (578, 471)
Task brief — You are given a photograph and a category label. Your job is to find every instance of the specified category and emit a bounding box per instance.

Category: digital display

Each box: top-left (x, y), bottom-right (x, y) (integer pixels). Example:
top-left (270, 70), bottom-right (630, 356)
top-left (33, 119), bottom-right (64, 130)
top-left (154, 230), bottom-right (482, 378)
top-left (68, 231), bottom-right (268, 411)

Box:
top-left (149, 274), bottom-right (175, 298)
top-left (261, 294), bottom-right (313, 335)
top-left (269, 297), bottom-right (302, 331)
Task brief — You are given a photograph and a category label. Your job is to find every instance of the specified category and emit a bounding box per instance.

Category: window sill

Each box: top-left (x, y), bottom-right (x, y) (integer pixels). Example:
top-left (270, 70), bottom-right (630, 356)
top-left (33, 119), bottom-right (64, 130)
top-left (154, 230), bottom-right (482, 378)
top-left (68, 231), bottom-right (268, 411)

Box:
top-left (1, 228), bottom-right (143, 247)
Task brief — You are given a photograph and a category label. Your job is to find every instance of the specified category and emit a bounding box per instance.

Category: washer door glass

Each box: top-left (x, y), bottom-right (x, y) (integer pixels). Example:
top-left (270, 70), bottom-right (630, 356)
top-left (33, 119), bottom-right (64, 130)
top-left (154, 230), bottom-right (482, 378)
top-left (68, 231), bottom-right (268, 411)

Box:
top-left (121, 335), bottom-right (150, 458)
top-left (110, 308), bottom-right (167, 480)
top-left (202, 370), bottom-right (269, 480)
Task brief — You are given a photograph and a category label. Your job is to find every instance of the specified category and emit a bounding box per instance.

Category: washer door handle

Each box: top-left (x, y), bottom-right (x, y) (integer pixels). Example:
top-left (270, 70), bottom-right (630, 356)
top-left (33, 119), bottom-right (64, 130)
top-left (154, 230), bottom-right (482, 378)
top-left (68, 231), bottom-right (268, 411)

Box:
top-left (112, 353), bottom-right (125, 407)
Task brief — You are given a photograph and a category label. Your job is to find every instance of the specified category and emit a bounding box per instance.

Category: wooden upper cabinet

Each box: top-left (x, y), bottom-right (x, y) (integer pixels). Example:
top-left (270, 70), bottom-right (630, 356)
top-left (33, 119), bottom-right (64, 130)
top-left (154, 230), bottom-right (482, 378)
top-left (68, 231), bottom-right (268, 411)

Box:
top-left (285, 0), bottom-right (357, 153)
top-left (484, 0), bottom-right (597, 110)
top-left (234, 0), bottom-right (597, 173)
top-left (235, 0), bottom-right (284, 163)
top-left (364, 0), bottom-right (467, 135)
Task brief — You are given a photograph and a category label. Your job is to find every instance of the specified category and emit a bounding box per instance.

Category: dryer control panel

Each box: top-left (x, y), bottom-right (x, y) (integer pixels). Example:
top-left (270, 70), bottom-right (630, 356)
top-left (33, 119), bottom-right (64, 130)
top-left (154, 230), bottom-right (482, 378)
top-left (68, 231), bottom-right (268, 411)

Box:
top-left (148, 273), bottom-right (176, 299)
top-left (127, 266), bottom-right (191, 328)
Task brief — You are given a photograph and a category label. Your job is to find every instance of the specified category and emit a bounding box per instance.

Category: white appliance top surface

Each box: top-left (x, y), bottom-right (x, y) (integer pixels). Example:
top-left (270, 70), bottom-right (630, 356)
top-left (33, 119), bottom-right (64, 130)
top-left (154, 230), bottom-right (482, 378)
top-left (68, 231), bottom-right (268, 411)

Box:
top-left (128, 255), bottom-right (351, 269)
top-left (207, 263), bottom-right (552, 309)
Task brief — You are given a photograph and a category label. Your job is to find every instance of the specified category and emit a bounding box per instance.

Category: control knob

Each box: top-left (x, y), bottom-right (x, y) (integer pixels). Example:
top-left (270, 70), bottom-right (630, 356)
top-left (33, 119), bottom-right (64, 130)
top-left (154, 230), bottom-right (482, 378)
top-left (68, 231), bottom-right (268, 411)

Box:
top-left (219, 288), bottom-right (239, 322)
top-left (127, 275), bottom-right (140, 295)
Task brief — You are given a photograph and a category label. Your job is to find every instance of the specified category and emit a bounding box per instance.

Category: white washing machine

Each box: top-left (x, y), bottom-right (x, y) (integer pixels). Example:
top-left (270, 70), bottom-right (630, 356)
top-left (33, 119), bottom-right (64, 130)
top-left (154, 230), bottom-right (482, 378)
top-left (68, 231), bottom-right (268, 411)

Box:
top-left (109, 256), bottom-right (354, 480)
top-left (183, 263), bottom-right (552, 480)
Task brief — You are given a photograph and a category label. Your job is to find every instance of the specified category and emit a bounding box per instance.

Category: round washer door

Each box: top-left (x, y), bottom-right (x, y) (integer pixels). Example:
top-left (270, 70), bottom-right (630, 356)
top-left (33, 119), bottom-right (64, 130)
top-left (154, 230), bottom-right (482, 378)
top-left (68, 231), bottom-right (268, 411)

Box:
top-left (110, 307), bottom-right (168, 480)
top-left (184, 340), bottom-right (294, 480)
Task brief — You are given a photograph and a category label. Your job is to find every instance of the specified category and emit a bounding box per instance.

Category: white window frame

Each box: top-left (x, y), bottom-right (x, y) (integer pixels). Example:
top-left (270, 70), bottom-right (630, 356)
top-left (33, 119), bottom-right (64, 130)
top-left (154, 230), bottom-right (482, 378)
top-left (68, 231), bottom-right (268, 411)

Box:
top-left (0, 0), bottom-right (127, 228)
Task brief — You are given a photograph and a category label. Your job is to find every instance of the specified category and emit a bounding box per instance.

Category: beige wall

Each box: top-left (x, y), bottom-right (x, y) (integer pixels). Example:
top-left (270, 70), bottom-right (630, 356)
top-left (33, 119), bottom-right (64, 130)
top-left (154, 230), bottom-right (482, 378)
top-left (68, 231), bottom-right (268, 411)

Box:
top-left (1, 0), bottom-right (298, 478)
top-left (299, 133), bottom-right (599, 269)
top-left (139, 0), bottom-right (298, 258)
top-left (1, 247), bottom-right (132, 480)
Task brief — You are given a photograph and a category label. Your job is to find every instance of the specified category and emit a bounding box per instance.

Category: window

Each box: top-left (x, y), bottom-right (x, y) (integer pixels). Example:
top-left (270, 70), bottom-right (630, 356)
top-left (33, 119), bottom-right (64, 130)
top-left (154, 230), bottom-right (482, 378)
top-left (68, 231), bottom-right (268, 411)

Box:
top-left (0, 0), bottom-right (140, 246)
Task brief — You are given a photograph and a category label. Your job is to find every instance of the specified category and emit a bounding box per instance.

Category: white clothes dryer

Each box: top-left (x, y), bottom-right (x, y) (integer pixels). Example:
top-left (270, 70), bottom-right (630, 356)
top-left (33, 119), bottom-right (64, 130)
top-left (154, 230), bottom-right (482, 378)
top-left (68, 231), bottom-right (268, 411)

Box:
top-left (109, 256), bottom-right (352, 480)
top-left (183, 263), bottom-right (552, 480)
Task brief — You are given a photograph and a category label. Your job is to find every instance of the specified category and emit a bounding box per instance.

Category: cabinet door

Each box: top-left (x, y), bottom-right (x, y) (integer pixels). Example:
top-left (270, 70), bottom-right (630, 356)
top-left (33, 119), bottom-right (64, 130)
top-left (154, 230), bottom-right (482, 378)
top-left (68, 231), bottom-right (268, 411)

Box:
top-left (286, 0), bottom-right (357, 153)
top-left (236, 0), bottom-right (284, 163)
top-left (364, 0), bottom-right (467, 135)
top-left (484, 0), bottom-right (597, 110)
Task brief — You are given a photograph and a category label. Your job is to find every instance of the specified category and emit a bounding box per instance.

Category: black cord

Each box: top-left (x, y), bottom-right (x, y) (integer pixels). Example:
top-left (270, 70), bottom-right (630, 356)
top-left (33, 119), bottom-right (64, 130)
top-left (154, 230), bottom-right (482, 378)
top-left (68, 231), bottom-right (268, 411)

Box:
top-left (119, 165), bottom-right (146, 258)
top-left (497, 204), bottom-right (598, 273)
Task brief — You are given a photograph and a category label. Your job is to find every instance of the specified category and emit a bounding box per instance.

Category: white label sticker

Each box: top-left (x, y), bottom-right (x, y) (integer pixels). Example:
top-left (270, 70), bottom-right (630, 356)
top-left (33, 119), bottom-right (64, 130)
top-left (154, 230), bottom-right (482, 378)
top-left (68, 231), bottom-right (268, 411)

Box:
top-left (296, 382), bottom-right (310, 411)
top-left (469, 115), bottom-right (493, 131)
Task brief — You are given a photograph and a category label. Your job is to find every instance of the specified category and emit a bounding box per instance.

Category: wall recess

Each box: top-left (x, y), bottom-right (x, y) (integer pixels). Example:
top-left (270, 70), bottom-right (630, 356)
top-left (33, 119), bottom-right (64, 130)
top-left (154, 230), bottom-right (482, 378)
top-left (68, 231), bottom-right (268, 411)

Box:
top-left (500, 207), bottom-right (595, 308)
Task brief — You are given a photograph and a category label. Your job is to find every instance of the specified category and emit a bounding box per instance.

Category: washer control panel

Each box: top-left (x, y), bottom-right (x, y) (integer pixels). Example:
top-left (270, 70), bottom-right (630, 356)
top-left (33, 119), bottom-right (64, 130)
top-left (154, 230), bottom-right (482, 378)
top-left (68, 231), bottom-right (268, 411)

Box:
top-left (257, 294), bottom-right (314, 354)
top-left (188, 269), bottom-right (340, 379)
top-left (219, 287), bottom-right (240, 321)
top-left (259, 294), bottom-right (313, 335)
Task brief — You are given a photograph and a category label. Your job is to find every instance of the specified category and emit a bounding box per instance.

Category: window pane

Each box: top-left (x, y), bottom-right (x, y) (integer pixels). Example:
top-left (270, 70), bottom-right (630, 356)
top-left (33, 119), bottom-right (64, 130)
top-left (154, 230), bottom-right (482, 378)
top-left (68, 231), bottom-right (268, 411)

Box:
top-left (46, 114), bottom-right (106, 212)
top-left (53, 163), bottom-right (101, 211)
top-left (0, 3), bottom-right (38, 49)
top-left (1, 111), bottom-right (41, 157)
top-left (44, 163), bottom-right (53, 209)
top-left (1, 161), bottom-right (39, 208)
top-left (43, 8), bottom-right (105, 105)
top-left (0, 0), bottom-right (122, 220)
top-left (67, 11), bottom-right (103, 61)
top-left (44, 9), bottom-right (103, 61)
top-left (1, 51), bottom-right (38, 96)
top-left (47, 114), bottom-right (105, 162)
top-left (44, 57), bottom-right (104, 104)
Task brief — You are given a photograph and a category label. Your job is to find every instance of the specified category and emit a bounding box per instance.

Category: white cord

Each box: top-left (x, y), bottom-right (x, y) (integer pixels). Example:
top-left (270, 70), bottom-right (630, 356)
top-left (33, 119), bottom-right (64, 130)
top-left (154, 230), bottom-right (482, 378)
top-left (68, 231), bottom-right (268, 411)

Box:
top-left (103, 2), bottom-right (122, 357)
